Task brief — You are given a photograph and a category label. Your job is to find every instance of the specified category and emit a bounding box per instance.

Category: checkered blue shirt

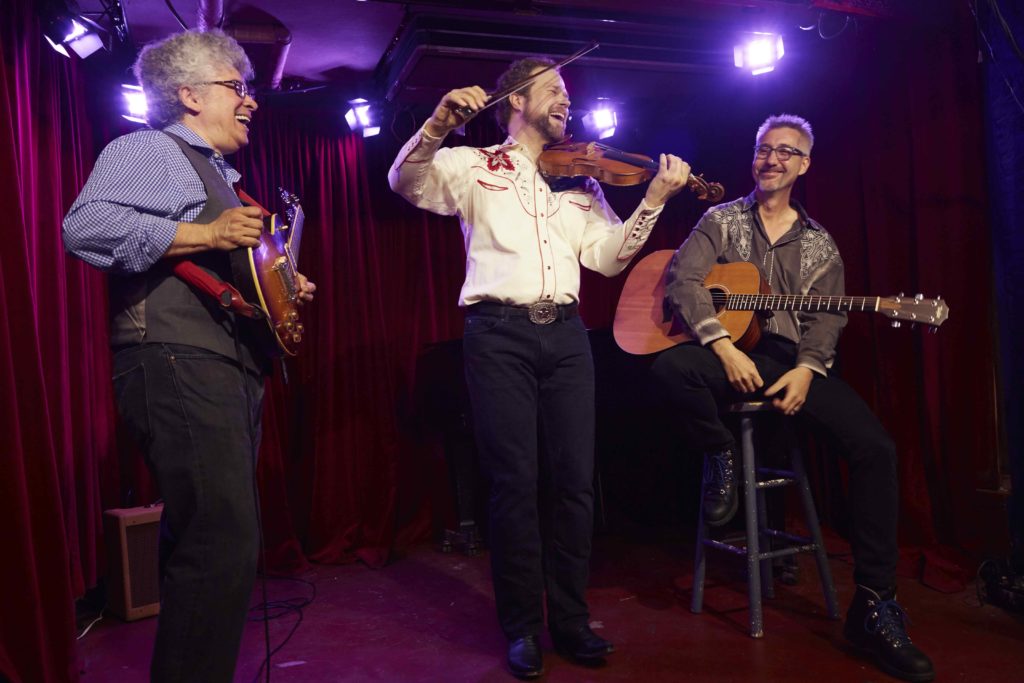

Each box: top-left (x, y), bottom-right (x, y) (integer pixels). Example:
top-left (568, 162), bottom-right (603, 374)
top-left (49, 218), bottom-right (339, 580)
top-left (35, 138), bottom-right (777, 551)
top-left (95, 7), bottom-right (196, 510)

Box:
top-left (63, 122), bottom-right (242, 274)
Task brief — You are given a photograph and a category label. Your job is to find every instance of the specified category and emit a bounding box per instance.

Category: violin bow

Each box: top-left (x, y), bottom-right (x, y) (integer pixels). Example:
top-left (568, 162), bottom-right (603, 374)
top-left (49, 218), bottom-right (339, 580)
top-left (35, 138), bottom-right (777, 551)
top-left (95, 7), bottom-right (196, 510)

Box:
top-left (453, 41), bottom-right (600, 120)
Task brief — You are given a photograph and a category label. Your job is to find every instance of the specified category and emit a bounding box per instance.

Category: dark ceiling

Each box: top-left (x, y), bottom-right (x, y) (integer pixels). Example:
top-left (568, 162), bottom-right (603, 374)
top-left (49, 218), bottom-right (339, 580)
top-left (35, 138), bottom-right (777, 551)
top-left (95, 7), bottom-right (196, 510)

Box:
top-left (74, 0), bottom-right (912, 106)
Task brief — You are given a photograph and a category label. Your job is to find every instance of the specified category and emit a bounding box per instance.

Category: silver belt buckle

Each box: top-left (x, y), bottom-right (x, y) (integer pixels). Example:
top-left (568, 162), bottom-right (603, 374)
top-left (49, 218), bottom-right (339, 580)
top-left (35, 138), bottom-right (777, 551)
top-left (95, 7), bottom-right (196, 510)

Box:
top-left (527, 301), bottom-right (558, 325)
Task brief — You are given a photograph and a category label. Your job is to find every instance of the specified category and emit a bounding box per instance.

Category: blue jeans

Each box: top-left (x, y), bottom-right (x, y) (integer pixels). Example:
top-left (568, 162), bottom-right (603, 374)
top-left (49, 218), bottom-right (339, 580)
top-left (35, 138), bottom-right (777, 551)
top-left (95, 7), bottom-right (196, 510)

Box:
top-left (462, 308), bottom-right (596, 640)
top-left (112, 343), bottom-right (264, 682)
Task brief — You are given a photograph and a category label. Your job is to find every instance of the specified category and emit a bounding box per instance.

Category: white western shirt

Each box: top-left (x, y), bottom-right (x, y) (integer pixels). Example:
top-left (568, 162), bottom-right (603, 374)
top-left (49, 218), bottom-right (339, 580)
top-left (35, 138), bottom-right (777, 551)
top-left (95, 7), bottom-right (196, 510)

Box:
top-left (388, 129), bottom-right (664, 306)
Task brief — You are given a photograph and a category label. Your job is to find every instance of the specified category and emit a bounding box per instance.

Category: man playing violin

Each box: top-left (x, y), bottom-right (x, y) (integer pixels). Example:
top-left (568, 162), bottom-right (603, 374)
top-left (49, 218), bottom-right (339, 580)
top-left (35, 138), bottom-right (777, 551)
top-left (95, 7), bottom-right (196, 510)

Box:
top-left (389, 57), bottom-right (689, 678)
top-left (650, 114), bottom-right (934, 682)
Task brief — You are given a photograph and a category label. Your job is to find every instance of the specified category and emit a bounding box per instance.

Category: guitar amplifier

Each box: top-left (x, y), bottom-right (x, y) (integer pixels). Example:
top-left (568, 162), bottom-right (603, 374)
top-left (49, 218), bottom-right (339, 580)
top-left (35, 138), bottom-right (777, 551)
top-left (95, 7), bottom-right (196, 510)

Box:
top-left (104, 504), bottom-right (162, 621)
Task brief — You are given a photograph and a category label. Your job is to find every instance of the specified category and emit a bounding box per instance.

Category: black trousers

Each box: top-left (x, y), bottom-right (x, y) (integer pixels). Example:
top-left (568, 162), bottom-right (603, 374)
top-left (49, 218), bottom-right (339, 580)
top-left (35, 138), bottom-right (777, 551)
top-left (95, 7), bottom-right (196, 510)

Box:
top-left (463, 308), bottom-right (595, 640)
top-left (650, 336), bottom-right (898, 590)
top-left (112, 343), bottom-right (264, 683)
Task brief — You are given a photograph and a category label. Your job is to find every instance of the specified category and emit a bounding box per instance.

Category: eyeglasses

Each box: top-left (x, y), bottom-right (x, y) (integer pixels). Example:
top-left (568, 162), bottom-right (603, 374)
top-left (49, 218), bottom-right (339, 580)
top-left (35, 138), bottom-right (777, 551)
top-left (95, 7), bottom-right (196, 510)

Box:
top-left (754, 144), bottom-right (807, 161)
top-left (199, 80), bottom-right (256, 100)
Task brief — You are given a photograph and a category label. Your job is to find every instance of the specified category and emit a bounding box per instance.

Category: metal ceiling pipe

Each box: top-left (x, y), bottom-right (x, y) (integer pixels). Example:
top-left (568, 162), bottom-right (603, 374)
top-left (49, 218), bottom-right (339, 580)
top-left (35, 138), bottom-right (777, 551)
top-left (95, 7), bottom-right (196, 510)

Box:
top-left (197, 0), bottom-right (224, 31)
top-left (224, 23), bottom-right (293, 90)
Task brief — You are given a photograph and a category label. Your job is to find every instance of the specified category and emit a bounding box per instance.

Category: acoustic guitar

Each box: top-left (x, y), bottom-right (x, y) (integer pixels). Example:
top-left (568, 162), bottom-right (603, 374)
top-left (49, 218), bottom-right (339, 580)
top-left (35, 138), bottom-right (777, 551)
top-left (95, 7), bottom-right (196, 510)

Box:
top-left (613, 250), bottom-right (949, 355)
top-left (229, 188), bottom-right (306, 357)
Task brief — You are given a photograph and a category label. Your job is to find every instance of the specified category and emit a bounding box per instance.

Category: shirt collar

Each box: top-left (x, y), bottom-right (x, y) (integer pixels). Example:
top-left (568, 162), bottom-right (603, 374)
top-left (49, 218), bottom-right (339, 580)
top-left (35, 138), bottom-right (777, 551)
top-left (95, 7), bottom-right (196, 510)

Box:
top-left (741, 190), bottom-right (817, 231)
top-left (162, 122), bottom-right (218, 157)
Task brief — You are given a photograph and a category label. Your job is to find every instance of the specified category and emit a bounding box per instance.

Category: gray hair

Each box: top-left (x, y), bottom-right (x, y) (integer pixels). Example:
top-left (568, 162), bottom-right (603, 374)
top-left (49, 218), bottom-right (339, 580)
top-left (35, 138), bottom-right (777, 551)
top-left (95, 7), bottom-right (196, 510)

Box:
top-left (755, 113), bottom-right (814, 154)
top-left (133, 30), bottom-right (253, 129)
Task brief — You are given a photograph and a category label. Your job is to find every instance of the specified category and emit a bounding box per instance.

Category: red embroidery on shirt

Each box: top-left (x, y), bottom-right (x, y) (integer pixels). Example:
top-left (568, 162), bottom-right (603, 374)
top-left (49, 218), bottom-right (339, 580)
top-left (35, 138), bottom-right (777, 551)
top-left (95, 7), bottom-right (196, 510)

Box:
top-left (568, 200), bottom-right (592, 211)
top-left (478, 148), bottom-right (515, 172)
top-left (476, 180), bottom-right (509, 191)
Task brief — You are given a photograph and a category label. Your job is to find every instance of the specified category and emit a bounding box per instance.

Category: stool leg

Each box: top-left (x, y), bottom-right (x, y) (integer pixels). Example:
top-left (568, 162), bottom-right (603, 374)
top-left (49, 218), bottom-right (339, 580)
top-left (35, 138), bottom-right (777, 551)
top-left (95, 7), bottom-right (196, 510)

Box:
top-left (691, 478), bottom-right (708, 614)
top-left (741, 416), bottom-right (764, 638)
top-left (791, 448), bottom-right (840, 619)
top-left (756, 480), bottom-right (774, 599)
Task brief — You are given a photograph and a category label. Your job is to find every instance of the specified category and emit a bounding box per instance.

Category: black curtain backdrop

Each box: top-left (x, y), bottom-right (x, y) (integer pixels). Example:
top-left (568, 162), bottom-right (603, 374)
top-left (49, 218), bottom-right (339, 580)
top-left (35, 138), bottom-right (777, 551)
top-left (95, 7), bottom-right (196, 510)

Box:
top-left (0, 1), bottom-right (1006, 681)
top-left (980, 0), bottom-right (1024, 561)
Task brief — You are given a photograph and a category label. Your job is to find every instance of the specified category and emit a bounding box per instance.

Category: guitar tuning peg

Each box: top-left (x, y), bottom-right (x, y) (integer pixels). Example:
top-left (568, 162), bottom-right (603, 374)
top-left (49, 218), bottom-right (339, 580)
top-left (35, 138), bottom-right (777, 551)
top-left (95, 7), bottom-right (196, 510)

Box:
top-left (914, 293), bottom-right (923, 301)
top-left (891, 320), bottom-right (901, 328)
top-left (910, 323), bottom-right (917, 330)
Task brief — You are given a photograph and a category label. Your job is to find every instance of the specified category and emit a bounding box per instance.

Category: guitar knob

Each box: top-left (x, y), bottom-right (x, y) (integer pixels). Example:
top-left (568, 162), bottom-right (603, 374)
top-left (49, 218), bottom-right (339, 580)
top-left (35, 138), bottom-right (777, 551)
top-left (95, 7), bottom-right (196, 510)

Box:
top-left (288, 311), bottom-right (299, 321)
top-left (284, 322), bottom-right (294, 331)
top-left (891, 321), bottom-right (901, 328)
top-left (295, 324), bottom-right (304, 334)
top-left (292, 333), bottom-right (302, 343)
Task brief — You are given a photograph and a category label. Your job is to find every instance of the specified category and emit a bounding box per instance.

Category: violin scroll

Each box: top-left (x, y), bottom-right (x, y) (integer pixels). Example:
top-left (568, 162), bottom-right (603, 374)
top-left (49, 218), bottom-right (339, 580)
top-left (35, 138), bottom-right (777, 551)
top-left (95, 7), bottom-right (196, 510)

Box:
top-left (686, 175), bottom-right (725, 202)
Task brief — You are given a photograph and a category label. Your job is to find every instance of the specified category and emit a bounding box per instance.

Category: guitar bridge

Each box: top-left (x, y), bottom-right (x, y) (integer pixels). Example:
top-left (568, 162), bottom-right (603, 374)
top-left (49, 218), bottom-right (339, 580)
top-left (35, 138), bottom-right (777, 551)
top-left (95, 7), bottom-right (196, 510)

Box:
top-left (271, 256), bottom-right (298, 301)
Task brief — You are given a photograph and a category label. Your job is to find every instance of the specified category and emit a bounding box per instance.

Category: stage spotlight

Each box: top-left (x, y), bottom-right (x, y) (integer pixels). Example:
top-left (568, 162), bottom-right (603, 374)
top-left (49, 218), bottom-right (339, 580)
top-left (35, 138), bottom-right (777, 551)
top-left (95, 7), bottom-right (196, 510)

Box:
top-left (734, 33), bottom-right (785, 75)
top-left (582, 101), bottom-right (617, 140)
top-left (43, 12), bottom-right (105, 59)
top-left (344, 98), bottom-right (380, 138)
top-left (121, 84), bottom-right (147, 124)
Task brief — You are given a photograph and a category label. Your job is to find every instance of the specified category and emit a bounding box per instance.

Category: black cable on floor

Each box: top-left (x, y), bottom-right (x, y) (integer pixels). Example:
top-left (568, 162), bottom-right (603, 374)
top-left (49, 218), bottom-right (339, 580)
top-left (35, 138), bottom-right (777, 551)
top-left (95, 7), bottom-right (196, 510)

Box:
top-left (248, 575), bottom-right (317, 683)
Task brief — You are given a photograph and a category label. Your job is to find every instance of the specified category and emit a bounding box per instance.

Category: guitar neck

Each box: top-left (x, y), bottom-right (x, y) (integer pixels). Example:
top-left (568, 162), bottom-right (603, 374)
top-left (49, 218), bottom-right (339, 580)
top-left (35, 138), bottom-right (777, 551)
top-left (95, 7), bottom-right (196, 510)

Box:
top-left (716, 293), bottom-right (879, 313)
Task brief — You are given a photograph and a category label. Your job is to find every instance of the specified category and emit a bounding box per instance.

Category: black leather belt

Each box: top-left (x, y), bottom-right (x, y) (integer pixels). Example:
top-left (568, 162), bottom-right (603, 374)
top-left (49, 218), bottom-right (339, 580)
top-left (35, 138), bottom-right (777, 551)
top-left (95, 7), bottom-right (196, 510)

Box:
top-left (467, 301), bottom-right (579, 325)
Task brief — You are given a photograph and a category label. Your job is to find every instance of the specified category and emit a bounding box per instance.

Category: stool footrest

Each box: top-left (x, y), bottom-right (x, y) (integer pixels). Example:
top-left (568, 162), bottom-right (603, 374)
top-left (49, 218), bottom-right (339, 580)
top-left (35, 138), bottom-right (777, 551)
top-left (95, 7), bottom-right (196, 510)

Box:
top-left (704, 537), bottom-right (748, 556)
top-left (758, 544), bottom-right (818, 561)
top-left (755, 477), bottom-right (795, 489)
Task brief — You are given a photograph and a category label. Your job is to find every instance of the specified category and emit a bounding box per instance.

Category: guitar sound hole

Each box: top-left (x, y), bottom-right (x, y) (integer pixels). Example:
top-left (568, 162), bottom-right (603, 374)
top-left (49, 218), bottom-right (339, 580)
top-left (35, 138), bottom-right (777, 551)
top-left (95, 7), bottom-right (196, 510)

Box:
top-left (708, 286), bottom-right (726, 313)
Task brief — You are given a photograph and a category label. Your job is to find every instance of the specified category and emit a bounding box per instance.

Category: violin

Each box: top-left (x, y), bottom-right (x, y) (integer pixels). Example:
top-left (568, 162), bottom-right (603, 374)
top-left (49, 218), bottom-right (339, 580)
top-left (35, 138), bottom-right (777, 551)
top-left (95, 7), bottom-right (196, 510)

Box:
top-left (538, 140), bottom-right (725, 202)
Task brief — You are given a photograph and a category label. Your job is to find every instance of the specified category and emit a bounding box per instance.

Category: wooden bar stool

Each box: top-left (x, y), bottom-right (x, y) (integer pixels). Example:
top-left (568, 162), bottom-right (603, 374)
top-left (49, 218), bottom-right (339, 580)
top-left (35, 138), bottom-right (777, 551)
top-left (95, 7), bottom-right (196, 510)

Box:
top-left (691, 401), bottom-right (840, 637)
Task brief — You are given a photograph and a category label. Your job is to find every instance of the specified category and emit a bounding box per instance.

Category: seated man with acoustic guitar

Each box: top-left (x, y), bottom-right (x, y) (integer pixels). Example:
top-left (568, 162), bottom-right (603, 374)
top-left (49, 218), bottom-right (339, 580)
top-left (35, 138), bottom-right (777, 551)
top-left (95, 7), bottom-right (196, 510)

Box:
top-left (650, 114), bottom-right (934, 682)
top-left (63, 30), bottom-right (313, 682)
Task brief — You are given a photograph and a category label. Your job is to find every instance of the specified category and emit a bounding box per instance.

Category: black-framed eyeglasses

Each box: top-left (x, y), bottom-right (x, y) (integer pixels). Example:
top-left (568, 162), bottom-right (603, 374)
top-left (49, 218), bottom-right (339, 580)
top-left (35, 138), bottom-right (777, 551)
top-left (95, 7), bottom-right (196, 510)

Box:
top-left (754, 144), bottom-right (807, 161)
top-left (200, 79), bottom-right (256, 100)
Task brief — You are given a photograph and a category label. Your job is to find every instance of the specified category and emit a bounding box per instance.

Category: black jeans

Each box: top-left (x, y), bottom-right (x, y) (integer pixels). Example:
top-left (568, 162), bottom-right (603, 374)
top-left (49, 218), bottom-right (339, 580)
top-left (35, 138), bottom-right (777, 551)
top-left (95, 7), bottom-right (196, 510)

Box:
top-left (463, 308), bottom-right (595, 640)
top-left (650, 336), bottom-right (898, 590)
top-left (112, 343), bottom-right (264, 683)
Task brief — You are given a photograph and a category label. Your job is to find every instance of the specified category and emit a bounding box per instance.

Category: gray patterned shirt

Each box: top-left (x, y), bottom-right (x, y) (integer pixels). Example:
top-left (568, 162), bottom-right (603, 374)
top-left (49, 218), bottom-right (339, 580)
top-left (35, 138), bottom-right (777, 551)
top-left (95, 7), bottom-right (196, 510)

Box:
top-left (664, 192), bottom-right (846, 375)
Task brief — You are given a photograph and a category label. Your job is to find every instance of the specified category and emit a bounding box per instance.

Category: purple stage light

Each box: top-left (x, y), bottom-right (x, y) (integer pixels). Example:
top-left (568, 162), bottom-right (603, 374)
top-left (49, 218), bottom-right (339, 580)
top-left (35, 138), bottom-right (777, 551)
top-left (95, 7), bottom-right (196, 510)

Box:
top-left (121, 84), bottom-right (147, 124)
top-left (345, 98), bottom-right (380, 138)
top-left (44, 16), bottom-right (104, 59)
top-left (734, 34), bottom-right (785, 75)
top-left (582, 101), bottom-right (618, 140)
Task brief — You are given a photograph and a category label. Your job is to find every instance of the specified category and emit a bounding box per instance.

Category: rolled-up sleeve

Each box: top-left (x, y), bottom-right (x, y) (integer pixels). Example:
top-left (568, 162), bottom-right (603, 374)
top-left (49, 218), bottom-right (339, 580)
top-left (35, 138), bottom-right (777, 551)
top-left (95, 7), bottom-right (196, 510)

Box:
top-left (62, 134), bottom-right (183, 274)
top-left (663, 212), bottom-right (730, 345)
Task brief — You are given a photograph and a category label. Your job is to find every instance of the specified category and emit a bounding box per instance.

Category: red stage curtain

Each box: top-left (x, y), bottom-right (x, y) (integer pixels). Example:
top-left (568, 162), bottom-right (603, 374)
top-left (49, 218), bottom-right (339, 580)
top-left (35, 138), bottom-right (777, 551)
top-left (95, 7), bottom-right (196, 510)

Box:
top-left (0, 0), bottom-right (999, 681)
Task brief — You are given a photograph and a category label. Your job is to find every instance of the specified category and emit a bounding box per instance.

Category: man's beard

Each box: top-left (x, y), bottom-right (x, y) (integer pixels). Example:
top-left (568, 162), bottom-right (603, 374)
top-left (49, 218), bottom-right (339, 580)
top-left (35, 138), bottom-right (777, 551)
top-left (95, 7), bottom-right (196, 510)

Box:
top-left (526, 108), bottom-right (565, 143)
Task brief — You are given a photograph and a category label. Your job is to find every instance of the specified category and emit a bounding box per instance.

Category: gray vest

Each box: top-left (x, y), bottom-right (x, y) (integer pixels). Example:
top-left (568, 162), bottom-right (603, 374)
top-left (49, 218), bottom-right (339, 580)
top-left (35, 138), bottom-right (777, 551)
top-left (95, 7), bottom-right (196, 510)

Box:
top-left (108, 132), bottom-right (266, 374)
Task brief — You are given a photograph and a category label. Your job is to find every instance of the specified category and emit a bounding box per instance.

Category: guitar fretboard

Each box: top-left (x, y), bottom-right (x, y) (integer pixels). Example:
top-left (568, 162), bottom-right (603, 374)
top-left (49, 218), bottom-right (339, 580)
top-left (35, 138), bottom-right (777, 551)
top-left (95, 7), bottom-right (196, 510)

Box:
top-left (712, 293), bottom-right (880, 313)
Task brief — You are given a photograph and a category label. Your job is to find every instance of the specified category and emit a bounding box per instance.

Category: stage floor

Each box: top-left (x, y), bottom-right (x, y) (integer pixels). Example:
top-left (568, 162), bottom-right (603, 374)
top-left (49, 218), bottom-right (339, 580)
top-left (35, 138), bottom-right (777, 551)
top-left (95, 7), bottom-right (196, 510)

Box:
top-left (78, 530), bottom-right (1024, 682)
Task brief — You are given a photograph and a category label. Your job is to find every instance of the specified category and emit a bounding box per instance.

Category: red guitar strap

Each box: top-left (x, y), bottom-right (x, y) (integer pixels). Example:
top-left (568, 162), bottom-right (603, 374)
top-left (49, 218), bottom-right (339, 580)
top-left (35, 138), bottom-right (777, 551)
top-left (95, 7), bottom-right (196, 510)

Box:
top-left (172, 187), bottom-right (269, 319)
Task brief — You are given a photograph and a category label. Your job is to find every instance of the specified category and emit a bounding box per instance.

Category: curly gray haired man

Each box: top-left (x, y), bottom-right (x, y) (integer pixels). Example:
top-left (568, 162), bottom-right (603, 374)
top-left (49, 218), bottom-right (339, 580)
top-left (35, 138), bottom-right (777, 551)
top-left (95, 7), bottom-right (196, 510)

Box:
top-left (63, 29), bottom-right (314, 683)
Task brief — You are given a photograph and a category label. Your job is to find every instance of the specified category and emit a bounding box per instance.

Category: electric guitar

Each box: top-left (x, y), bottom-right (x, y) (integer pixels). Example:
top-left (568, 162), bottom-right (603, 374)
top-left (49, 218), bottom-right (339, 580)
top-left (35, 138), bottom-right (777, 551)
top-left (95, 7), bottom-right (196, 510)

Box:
top-left (229, 188), bottom-right (306, 357)
top-left (613, 250), bottom-right (949, 355)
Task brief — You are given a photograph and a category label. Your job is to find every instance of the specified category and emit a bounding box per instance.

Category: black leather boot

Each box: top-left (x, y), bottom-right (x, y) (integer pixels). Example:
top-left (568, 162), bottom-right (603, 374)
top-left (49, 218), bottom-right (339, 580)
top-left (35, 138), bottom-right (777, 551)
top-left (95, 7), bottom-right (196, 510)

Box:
top-left (507, 635), bottom-right (543, 679)
top-left (843, 585), bottom-right (935, 682)
top-left (551, 624), bottom-right (614, 661)
top-left (701, 447), bottom-right (738, 526)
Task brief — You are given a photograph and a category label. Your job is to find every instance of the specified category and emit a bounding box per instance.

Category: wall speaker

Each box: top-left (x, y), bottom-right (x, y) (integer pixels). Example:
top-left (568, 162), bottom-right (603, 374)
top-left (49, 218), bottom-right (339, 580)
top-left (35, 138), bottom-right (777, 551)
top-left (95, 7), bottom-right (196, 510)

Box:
top-left (104, 504), bottom-right (162, 621)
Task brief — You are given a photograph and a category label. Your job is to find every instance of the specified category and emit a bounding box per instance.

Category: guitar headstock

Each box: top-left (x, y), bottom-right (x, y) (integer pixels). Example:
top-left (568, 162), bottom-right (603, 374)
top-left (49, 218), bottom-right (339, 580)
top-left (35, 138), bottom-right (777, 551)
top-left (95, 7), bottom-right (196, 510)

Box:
top-left (278, 187), bottom-right (301, 225)
top-left (878, 293), bottom-right (949, 330)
